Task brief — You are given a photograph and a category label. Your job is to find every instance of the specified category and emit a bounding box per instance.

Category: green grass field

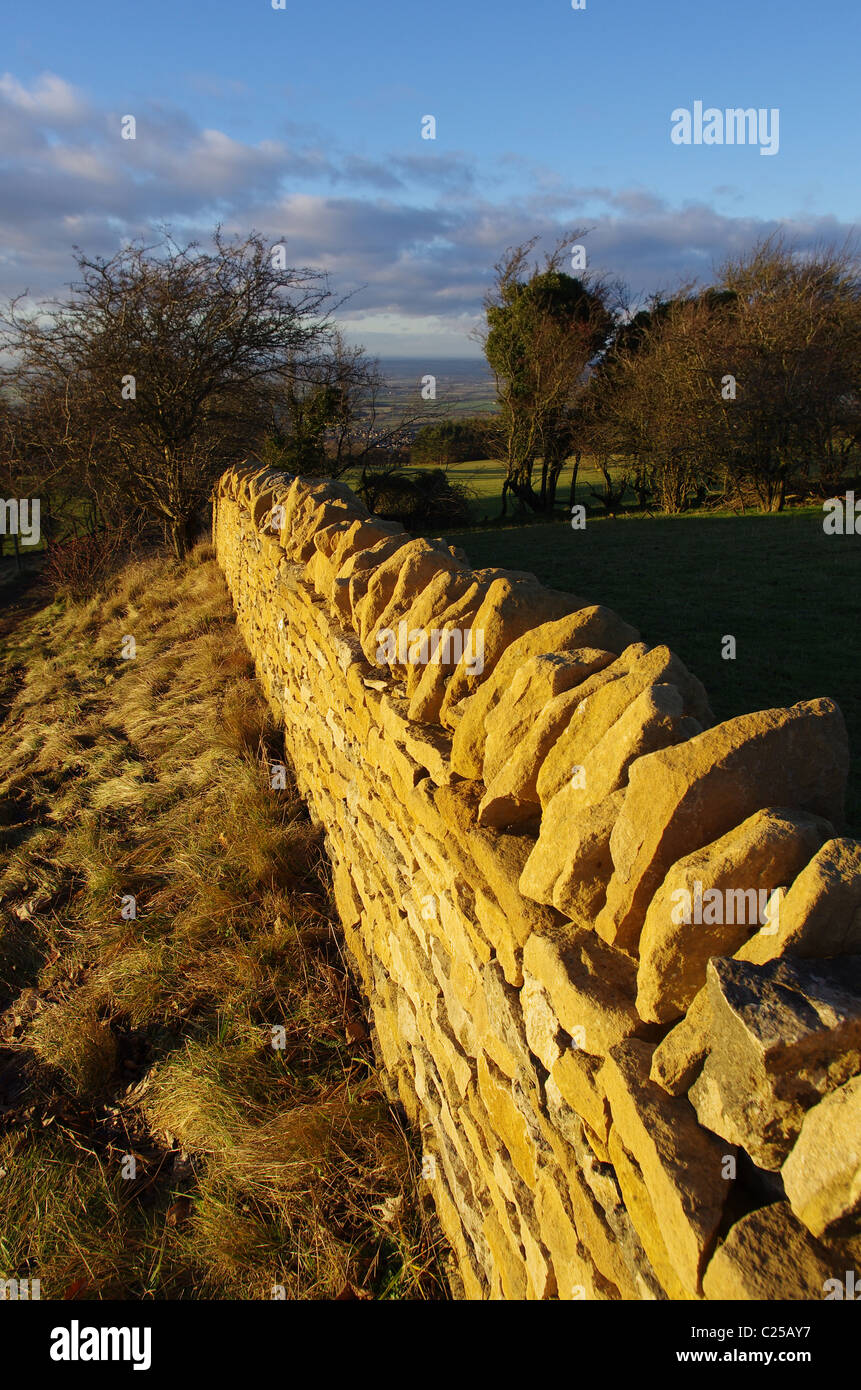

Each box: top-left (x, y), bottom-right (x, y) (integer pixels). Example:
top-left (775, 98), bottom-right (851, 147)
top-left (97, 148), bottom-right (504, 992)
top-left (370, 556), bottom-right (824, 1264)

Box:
top-left (446, 456), bottom-right (609, 523)
top-left (444, 506), bottom-right (861, 832)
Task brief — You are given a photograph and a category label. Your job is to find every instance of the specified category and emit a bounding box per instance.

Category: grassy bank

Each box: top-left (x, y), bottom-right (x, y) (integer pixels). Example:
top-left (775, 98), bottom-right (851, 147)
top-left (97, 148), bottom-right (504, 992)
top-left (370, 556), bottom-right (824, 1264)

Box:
top-left (0, 548), bottom-right (448, 1300)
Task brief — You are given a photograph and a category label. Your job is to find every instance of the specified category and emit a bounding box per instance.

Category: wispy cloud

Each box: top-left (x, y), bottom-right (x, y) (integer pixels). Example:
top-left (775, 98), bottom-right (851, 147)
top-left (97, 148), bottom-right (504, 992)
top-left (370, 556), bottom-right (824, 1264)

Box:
top-left (0, 71), bottom-right (854, 352)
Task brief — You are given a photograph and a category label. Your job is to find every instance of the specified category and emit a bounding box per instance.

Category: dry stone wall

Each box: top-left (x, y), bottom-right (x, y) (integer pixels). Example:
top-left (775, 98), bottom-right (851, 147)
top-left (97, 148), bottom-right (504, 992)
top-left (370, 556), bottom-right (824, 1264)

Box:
top-left (214, 463), bottom-right (861, 1301)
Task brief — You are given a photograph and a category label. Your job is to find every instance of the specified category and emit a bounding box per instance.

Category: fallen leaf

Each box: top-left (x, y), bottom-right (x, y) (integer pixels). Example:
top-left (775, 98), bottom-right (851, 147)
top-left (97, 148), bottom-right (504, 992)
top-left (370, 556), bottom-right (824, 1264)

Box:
top-left (165, 1196), bottom-right (192, 1228)
top-left (372, 1194), bottom-right (403, 1225)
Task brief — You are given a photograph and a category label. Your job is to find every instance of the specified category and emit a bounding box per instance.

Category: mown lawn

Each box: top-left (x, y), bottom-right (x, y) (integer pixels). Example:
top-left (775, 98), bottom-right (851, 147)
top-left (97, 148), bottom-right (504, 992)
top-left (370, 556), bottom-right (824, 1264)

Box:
top-left (446, 508), bottom-right (861, 832)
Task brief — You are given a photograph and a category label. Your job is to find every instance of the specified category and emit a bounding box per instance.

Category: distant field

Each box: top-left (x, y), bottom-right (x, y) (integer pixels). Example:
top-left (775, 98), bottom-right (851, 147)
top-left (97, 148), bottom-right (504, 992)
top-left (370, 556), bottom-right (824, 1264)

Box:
top-left (444, 508), bottom-right (861, 833)
top-left (374, 356), bottom-right (497, 425)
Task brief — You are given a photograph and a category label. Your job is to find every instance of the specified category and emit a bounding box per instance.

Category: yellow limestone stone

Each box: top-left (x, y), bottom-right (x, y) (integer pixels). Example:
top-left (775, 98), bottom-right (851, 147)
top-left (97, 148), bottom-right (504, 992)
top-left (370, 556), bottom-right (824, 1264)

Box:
top-left (596, 699), bottom-right (849, 954)
top-left (449, 600), bottom-right (638, 771)
top-left (637, 806), bottom-right (831, 1023)
top-left (600, 1039), bottom-right (731, 1296)
top-left (702, 1202), bottom-right (845, 1301)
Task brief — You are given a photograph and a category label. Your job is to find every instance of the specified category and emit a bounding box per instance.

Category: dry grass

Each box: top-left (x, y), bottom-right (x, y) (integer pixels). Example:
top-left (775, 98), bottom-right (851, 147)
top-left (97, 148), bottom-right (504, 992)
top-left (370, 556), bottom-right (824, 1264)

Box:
top-left (0, 543), bottom-right (449, 1301)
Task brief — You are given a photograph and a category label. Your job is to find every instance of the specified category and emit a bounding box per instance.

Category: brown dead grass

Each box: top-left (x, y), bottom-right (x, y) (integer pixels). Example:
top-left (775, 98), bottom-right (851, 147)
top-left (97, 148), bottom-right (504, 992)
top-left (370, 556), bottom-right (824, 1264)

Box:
top-left (0, 543), bottom-right (450, 1301)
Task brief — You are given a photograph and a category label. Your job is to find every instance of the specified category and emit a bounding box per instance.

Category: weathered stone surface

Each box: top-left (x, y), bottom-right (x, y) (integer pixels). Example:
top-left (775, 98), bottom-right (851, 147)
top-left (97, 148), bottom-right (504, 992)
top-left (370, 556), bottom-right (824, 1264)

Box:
top-left (554, 1131), bottom-right (648, 1299)
top-left (536, 644), bottom-right (712, 810)
top-left (521, 790), bottom-right (624, 921)
top-left (522, 974), bottom-right (566, 1071)
top-left (608, 1129), bottom-right (691, 1300)
top-left (637, 807), bottom-right (832, 1024)
top-left (395, 568), bottom-right (482, 684)
top-left (601, 1040), bottom-right (732, 1295)
top-left (523, 925), bottom-right (644, 1058)
top-left (521, 684), bottom-right (700, 918)
top-left (330, 516), bottom-right (403, 572)
top-left (548, 1047), bottom-right (612, 1143)
top-left (650, 988), bottom-right (712, 1096)
top-left (702, 1201), bottom-right (846, 1301)
top-left (282, 480), bottom-right (365, 561)
top-left (406, 582), bottom-right (491, 723)
top-left (548, 1111), bottom-right (665, 1299)
top-left (249, 472), bottom-right (293, 529)
top-left (482, 648), bottom-right (616, 788)
top-left (596, 699), bottom-right (849, 954)
top-left (781, 1074), bottom-right (861, 1240)
top-left (433, 781), bottom-right (558, 985)
top-left (448, 602), bottom-right (639, 772)
top-left (311, 517), bottom-right (403, 603)
top-left (533, 1167), bottom-right (616, 1300)
top-left (480, 959), bottom-right (535, 1080)
top-left (737, 837), bottom-right (861, 966)
top-left (356, 538), bottom-right (467, 660)
top-left (476, 1052), bottom-right (538, 1188)
top-left (571, 683), bottom-right (701, 816)
top-left (689, 954), bottom-right (861, 1169)
top-left (476, 681), bottom-right (611, 831)
top-left (332, 534), bottom-right (407, 621)
top-left (311, 517), bottom-right (359, 560)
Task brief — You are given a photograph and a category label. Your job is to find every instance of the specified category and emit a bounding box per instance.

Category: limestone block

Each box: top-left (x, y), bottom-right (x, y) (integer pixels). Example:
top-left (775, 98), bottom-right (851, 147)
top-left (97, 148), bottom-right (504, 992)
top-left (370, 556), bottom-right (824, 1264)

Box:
top-left (482, 1208), bottom-right (530, 1300)
top-left (549, 1047), bottom-right (612, 1143)
top-left (328, 516), bottom-right (403, 576)
top-left (536, 643), bottom-right (712, 809)
top-left (702, 1202), bottom-right (847, 1301)
top-left (522, 974), bottom-right (566, 1071)
top-left (332, 534), bottom-right (408, 622)
top-left (520, 684), bottom-right (700, 917)
top-left (649, 988), bottom-right (712, 1096)
top-left (521, 791), bottom-right (624, 921)
top-left (637, 807), bottom-right (832, 1024)
top-left (601, 1039), bottom-right (731, 1295)
top-left (390, 567), bottom-right (480, 680)
top-left (282, 483), bottom-right (364, 562)
top-left (476, 1052), bottom-right (537, 1187)
top-left (533, 1167), bottom-right (616, 1300)
top-left (596, 699), bottom-right (849, 955)
top-left (689, 954), bottom-right (861, 1170)
top-left (480, 959), bottom-right (535, 1080)
top-left (561, 1145), bottom-right (644, 1300)
top-left (522, 925), bottom-right (644, 1058)
top-left (474, 681), bottom-right (609, 832)
top-left (781, 1074), bottom-right (861, 1240)
top-left (736, 837), bottom-right (861, 966)
top-left (449, 603), bottom-right (639, 775)
top-left (405, 585), bottom-right (495, 724)
top-left (433, 781), bottom-right (561, 985)
top-left (355, 538), bottom-right (466, 657)
top-left (482, 648), bottom-right (616, 787)
top-left (607, 1129), bottom-right (691, 1301)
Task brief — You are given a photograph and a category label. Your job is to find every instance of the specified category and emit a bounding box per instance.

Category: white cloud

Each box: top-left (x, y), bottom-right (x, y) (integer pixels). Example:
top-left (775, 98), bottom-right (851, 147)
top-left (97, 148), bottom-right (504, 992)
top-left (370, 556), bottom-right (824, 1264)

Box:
top-left (0, 70), bottom-right (853, 350)
top-left (0, 71), bottom-right (90, 123)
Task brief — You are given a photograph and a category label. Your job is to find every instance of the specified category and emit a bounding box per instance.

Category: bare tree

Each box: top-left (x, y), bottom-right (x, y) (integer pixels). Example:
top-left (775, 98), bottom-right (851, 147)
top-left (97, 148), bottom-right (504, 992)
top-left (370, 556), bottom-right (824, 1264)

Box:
top-left (581, 238), bottom-right (861, 515)
top-left (1, 229), bottom-right (335, 556)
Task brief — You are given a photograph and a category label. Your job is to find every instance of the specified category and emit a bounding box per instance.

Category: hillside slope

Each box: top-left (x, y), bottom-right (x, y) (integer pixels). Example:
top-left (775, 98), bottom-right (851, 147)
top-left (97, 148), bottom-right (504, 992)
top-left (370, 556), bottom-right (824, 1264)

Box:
top-left (0, 546), bottom-right (447, 1300)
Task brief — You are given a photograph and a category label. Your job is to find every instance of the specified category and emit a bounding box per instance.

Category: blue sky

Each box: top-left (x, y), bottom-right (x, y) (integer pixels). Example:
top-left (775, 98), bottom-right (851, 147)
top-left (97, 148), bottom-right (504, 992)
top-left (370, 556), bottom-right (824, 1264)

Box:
top-left (2, 0), bottom-right (859, 355)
